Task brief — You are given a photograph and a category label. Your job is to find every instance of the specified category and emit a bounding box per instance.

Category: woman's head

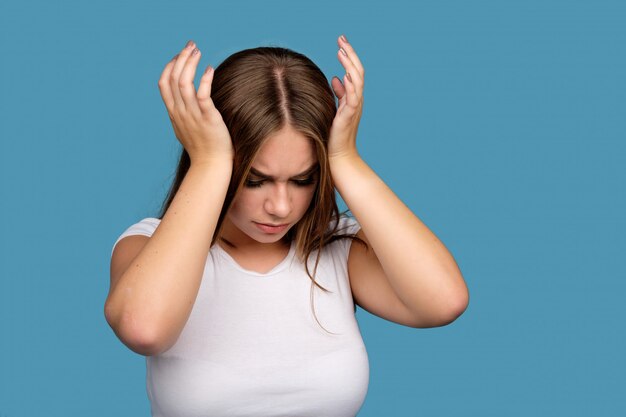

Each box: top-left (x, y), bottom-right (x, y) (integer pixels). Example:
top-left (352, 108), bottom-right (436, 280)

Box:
top-left (158, 45), bottom-right (366, 333)
top-left (220, 124), bottom-right (319, 248)
top-left (159, 46), bottom-right (342, 256)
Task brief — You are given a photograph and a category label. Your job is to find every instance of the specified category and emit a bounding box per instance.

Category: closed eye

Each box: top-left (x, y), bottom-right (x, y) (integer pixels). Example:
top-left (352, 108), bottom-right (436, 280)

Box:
top-left (293, 178), bottom-right (316, 186)
top-left (245, 178), bottom-right (316, 188)
top-left (244, 180), bottom-right (265, 188)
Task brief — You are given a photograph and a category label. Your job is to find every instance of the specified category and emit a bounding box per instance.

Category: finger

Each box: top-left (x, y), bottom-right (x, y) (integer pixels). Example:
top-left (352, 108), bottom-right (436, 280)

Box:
top-left (338, 35), bottom-right (364, 79)
top-left (170, 40), bottom-right (196, 110)
top-left (337, 48), bottom-right (362, 98)
top-left (197, 65), bottom-right (218, 116)
top-left (331, 76), bottom-right (346, 102)
top-left (179, 46), bottom-right (203, 116)
top-left (158, 56), bottom-right (178, 113)
top-left (343, 72), bottom-right (357, 109)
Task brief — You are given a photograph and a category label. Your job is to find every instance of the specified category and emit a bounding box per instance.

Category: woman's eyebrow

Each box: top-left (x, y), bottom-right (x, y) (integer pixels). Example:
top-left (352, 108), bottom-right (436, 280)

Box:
top-left (249, 164), bottom-right (318, 180)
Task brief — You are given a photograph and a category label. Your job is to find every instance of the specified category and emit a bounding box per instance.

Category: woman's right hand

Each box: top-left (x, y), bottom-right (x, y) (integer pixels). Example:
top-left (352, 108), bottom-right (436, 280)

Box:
top-left (158, 40), bottom-right (234, 166)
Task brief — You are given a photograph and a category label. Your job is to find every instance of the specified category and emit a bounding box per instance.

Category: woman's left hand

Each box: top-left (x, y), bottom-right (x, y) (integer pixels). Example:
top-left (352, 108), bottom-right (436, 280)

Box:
top-left (328, 35), bottom-right (365, 161)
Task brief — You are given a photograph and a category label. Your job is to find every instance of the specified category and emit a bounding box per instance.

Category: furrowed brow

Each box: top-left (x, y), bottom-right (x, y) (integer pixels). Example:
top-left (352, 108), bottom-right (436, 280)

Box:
top-left (249, 164), bottom-right (319, 180)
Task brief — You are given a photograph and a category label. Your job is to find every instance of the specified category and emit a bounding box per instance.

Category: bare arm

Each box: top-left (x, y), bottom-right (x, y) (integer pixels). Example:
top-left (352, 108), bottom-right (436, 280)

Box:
top-left (328, 36), bottom-right (468, 327)
top-left (333, 154), bottom-right (468, 326)
top-left (105, 40), bottom-right (235, 355)
top-left (105, 160), bottom-right (232, 355)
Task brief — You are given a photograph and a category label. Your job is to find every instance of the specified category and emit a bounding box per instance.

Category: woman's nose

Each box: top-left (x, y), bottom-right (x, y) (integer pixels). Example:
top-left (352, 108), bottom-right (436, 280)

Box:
top-left (265, 183), bottom-right (292, 218)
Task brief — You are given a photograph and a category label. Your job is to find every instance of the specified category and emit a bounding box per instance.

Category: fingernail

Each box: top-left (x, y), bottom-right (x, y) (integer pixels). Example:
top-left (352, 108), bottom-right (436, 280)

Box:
top-left (346, 72), bottom-right (352, 82)
top-left (339, 47), bottom-right (347, 57)
top-left (341, 34), bottom-right (348, 43)
top-left (204, 65), bottom-right (213, 74)
top-left (185, 40), bottom-right (194, 49)
top-left (191, 47), bottom-right (199, 56)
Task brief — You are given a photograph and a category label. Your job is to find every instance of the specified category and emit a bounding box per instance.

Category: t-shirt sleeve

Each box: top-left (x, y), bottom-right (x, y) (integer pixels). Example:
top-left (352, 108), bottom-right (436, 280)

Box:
top-left (110, 217), bottom-right (161, 257)
top-left (336, 214), bottom-right (361, 235)
top-left (334, 214), bottom-right (362, 256)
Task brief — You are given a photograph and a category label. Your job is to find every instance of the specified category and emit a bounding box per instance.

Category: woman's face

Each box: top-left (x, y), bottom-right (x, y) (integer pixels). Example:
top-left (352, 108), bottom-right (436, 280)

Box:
top-left (223, 125), bottom-right (319, 247)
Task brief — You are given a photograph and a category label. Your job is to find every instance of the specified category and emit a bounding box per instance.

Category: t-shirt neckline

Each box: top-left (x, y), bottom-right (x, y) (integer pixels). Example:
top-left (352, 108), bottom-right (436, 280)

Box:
top-left (215, 240), bottom-right (296, 277)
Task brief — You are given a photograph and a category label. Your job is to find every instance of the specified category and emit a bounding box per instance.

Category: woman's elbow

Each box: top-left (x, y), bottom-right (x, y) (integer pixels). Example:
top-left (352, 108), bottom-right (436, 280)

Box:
top-left (104, 305), bottom-right (165, 356)
top-left (441, 286), bottom-right (470, 325)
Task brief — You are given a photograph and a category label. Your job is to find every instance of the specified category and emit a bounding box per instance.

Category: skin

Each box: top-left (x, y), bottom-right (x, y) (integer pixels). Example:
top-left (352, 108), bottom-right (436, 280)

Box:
top-left (107, 35), bottom-right (470, 358)
top-left (219, 125), bottom-right (318, 267)
top-left (327, 35), bottom-right (470, 326)
top-left (172, 34), bottom-right (469, 326)
top-left (162, 34), bottom-right (470, 326)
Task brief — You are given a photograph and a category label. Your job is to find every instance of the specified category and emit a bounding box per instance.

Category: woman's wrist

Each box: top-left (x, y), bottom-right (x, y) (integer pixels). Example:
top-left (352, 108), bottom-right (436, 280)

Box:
top-left (190, 152), bottom-right (234, 171)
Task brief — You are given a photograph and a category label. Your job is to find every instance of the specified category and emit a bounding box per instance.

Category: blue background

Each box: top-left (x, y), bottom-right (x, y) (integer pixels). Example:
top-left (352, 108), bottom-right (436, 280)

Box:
top-left (1, 0), bottom-right (624, 415)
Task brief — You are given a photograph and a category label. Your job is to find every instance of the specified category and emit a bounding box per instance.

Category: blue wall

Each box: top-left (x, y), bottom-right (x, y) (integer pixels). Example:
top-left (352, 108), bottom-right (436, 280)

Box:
top-left (1, 0), bottom-right (624, 415)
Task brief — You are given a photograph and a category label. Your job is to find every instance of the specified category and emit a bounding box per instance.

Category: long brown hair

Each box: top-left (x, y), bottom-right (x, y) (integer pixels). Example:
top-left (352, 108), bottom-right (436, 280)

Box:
top-left (157, 46), bottom-right (367, 333)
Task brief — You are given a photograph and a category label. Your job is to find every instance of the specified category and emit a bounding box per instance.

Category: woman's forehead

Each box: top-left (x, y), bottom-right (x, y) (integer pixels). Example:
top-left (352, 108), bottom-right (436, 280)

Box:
top-left (251, 128), bottom-right (318, 177)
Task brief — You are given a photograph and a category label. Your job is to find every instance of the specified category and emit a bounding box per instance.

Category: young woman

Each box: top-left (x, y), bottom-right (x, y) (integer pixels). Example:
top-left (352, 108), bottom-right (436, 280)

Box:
top-left (105, 35), bottom-right (469, 416)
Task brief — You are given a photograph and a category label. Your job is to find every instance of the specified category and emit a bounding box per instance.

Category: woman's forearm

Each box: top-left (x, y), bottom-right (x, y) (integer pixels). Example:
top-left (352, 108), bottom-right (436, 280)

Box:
top-left (105, 159), bottom-right (232, 354)
top-left (330, 153), bottom-right (468, 322)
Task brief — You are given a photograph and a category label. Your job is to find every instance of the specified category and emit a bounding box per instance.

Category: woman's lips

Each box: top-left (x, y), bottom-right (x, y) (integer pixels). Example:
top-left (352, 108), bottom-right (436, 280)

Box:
top-left (254, 222), bottom-right (289, 234)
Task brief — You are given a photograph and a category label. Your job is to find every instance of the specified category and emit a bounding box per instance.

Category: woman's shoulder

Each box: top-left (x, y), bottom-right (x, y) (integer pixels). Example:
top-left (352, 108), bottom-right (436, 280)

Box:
top-left (111, 217), bottom-right (161, 256)
top-left (313, 213), bottom-right (362, 261)
top-left (121, 217), bottom-right (162, 236)
top-left (327, 212), bottom-right (361, 236)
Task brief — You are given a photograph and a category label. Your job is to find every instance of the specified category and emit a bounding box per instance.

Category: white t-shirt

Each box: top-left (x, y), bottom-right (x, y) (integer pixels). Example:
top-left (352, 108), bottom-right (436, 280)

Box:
top-left (111, 214), bottom-right (369, 417)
